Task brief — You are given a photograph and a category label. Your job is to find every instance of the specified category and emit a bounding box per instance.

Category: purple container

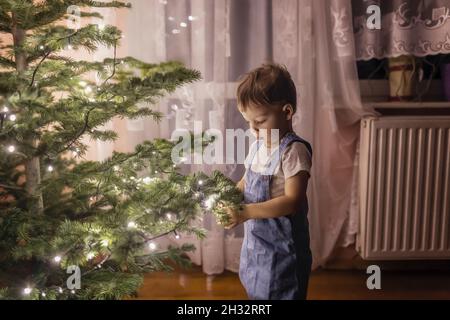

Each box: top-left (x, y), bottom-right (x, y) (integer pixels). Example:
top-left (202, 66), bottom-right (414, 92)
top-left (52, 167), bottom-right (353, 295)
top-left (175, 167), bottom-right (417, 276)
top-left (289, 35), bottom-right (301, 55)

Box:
top-left (442, 63), bottom-right (450, 101)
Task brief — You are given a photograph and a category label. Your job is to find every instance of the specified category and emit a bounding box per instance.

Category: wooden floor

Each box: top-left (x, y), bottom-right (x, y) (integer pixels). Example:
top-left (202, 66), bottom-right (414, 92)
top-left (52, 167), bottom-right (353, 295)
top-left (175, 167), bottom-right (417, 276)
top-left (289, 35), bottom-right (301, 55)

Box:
top-left (136, 264), bottom-right (450, 300)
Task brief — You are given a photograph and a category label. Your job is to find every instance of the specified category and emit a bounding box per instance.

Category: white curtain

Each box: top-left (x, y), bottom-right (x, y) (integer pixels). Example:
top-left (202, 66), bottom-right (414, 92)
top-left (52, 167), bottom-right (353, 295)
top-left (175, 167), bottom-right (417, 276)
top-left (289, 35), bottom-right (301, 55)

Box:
top-left (353, 0), bottom-right (450, 60)
top-left (85, 0), bottom-right (377, 273)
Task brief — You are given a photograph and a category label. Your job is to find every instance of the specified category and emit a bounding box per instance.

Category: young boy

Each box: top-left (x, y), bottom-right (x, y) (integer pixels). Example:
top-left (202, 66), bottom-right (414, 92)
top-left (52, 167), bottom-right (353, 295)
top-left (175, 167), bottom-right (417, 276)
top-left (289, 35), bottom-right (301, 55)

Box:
top-left (224, 63), bottom-right (313, 300)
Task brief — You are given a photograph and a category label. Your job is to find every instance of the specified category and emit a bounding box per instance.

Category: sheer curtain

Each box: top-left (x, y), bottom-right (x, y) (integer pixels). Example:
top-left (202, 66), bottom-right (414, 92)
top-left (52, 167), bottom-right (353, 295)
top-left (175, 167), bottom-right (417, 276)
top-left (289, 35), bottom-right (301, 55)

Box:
top-left (353, 0), bottom-right (450, 60)
top-left (85, 0), bottom-right (377, 273)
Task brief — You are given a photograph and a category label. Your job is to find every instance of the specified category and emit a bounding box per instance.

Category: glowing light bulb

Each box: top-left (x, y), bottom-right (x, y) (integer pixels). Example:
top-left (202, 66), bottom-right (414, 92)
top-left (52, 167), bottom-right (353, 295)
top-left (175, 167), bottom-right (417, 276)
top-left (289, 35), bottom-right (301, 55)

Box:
top-left (148, 242), bottom-right (157, 250)
top-left (58, 287), bottom-right (63, 293)
top-left (9, 114), bottom-right (16, 121)
top-left (180, 22), bottom-right (187, 28)
top-left (41, 292), bottom-right (46, 297)
top-left (166, 213), bottom-right (172, 220)
top-left (127, 221), bottom-right (137, 229)
top-left (204, 194), bottom-right (218, 210)
top-left (198, 180), bottom-right (204, 186)
top-left (87, 252), bottom-right (95, 260)
top-left (7, 145), bottom-right (15, 153)
top-left (54, 255), bottom-right (61, 263)
top-left (39, 45), bottom-right (44, 50)
top-left (175, 234), bottom-right (180, 240)
top-left (67, 44), bottom-right (73, 50)
top-left (84, 86), bottom-right (92, 94)
top-left (47, 165), bottom-right (54, 172)
top-left (23, 287), bottom-right (32, 295)
top-left (142, 177), bottom-right (151, 184)
top-left (101, 239), bottom-right (109, 247)
top-left (2, 106), bottom-right (9, 112)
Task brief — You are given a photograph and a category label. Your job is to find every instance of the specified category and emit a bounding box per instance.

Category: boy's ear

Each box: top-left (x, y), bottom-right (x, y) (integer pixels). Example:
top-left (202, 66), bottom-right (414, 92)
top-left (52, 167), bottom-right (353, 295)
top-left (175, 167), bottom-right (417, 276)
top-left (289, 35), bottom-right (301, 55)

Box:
top-left (282, 104), bottom-right (294, 120)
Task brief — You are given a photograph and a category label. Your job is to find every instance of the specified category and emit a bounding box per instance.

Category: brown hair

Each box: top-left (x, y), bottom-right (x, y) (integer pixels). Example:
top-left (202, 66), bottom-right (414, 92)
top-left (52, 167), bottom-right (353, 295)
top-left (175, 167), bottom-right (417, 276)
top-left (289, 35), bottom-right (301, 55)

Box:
top-left (236, 62), bottom-right (297, 113)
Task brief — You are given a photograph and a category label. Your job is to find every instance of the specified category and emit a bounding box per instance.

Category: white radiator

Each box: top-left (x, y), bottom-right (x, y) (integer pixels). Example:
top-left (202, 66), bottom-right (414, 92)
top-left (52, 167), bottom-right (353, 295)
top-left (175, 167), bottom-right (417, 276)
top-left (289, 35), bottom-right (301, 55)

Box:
top-left (358, 116), bottom-right (450, 260)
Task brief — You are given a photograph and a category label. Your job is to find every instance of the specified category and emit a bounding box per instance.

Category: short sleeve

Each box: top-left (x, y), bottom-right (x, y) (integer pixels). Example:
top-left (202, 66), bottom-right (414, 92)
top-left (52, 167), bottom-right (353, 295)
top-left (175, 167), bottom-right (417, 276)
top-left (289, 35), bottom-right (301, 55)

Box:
top-left (281, 142), bottom-right (312, 179)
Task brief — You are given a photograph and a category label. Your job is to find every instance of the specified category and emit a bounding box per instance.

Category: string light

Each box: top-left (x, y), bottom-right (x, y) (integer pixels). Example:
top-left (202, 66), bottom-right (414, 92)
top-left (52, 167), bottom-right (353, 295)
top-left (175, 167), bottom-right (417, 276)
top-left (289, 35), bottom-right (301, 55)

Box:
top-left (148, 242), bottom-right (157, 250)
top-left (8, 114), bottom-right (16, 121)
top-left (39, 45), bottom-right (44, 50)
top-left (204, 194), bottom-right (218, 210)
top-left (72, 148), bottom-right (80, 157)
top-left (23, 287), bottom-right (32, 295)
top-left (127, 221), bottom-right (137, 229)
top-left (58, 287), bottom-right (63, 293)
top-left (87, 252), bottom-right (95, 260)
top-left (71, 290), bottom-right (75, 294)
top-left (67, 44), bottom-right (73, 50)
top-left (142, 177), bottom-right (155, 185)
top-left (101, 239), bottom-right (109, 247)
top-left (180, 22), bottom-right (187, 28)
top-left (175, 234), bottom-right (180, 239)
top-left (198, 180), bottom-right (204, 186)
top-left (84, 86), bottom-right (92, 94)
top-left (41, 292), bottom-right (46, 297)
top-left (166, 213), bottom-right (172, 220)
top-left (188, 16), bottom-right (197, 21)
top-left (47, 165), bottom-right (54, 172)
top-left (7, 145), bottom-right (15, 153)
top-left (79, 81), bottom-right (87, 87)
top-left (53, 255), bottom-right (61, 263)
top-left (172, 29), bottom-right (180, 34)
top-left (2, 106), bottom-right (8, 113)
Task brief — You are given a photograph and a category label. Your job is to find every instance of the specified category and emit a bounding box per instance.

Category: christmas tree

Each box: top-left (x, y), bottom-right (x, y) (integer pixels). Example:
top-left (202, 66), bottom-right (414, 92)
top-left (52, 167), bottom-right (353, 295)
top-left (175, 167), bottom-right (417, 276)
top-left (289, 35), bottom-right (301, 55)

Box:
top-left (0, 1), bottom-right (242, 299)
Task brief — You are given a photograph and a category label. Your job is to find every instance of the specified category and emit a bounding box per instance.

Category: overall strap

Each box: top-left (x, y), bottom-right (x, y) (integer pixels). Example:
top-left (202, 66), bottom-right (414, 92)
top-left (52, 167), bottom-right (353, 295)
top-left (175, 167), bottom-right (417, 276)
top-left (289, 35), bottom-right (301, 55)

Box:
top-left (244, 138), bottom-right (264, 170)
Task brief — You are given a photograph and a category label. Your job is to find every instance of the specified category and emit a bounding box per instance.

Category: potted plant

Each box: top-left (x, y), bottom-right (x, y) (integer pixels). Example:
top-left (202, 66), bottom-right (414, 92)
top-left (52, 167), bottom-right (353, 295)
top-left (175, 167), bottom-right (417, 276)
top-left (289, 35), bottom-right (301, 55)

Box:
top-left (388, 55), bottom-right (417, 101)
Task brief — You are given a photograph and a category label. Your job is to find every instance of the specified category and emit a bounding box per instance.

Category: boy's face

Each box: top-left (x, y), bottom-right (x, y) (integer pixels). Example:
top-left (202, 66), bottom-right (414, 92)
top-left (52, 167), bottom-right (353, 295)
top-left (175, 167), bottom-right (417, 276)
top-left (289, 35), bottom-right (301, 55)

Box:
top-left (239, 103), bottom-right (294, 145)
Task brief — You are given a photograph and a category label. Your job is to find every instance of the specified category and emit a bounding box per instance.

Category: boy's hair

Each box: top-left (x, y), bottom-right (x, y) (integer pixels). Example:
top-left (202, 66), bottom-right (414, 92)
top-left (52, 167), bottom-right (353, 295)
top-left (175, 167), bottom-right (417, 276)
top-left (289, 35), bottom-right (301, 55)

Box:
top-left (236, 62), bottom-right (297, 113)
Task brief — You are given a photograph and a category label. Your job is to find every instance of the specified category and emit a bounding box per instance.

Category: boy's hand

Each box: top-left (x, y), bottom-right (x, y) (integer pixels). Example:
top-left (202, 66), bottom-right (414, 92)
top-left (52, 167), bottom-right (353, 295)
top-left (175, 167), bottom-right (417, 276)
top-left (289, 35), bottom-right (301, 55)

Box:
top-left (223, 205), bottom-right (249, 229)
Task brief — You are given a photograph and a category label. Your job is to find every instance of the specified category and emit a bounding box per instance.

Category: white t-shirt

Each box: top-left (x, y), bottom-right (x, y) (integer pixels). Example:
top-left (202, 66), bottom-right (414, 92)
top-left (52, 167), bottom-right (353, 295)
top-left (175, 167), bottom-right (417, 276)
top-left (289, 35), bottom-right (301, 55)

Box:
top-left (244, 138), bottom-right (312, 198)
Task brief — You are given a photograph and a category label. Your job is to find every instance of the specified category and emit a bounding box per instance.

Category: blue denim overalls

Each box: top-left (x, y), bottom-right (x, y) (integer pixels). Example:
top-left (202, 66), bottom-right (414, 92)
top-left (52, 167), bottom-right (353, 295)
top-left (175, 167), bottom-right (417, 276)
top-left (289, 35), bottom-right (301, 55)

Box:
top-left (239, 132), bottom-right (313, 300)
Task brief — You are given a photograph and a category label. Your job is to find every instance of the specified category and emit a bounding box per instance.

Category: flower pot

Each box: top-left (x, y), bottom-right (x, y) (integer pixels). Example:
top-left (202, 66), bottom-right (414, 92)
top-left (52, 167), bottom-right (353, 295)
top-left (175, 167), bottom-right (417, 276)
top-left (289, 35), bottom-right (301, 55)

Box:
top-left (388, 55), bottom-right (416, 101)
top-left (440, 62), bottom-right (450, 101)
